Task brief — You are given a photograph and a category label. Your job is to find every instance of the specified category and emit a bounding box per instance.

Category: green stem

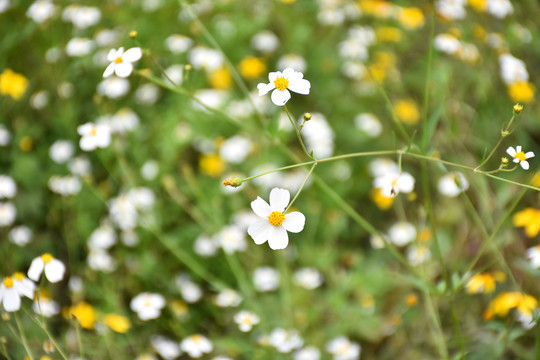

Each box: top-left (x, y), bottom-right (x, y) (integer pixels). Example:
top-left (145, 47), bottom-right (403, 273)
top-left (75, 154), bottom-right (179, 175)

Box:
top-left (74, 319), bottom-right (84, 360)
top-left (284, 105), bottom-right (313, 160)
top-left (24, 309), bottom-right (69, 360)
top-left (475, 112), bottom-right (518, 171)
top-left (284, 162), bottom-right (317, 213)
top-left (421, 3), bottom-right (436, 153)
top-left (239, 161), bottom-right (314, 183)
top-left (14, 312), bottom-right (33, 360)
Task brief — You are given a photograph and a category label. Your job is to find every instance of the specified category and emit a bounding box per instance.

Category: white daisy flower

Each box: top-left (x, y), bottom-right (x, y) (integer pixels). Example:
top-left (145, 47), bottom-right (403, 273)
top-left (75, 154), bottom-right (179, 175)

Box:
top-left (130, 292), bottom-right (166, 320)
top-left (28, 253), bottom-right (66, 283)
top-left (247, 188), bottom-right (306, 250)
top-left (437, 172), bottom-right (469, 197)
top-left (0, 175), bottom-right (16, 198)
top-left (180, 334), bottom-right (213, 358)
top-left (234, 310), bottom-right (260, 332)
top-left (253, 266), bottom-right (280, 292)
top-left (0, 202), bottom-right (16, 227)
top-left (293, 268), bottom-right (323, 290)
top-left (526, 246), bottom-right (540, 268)
top-left (103, 47), bottom-right (142, 78)
top-left (150, 335), bottom-right (182, 360)
top-left (506, 146), bottom-right (535, 170)
top-left (32, 293), bottom-right (60, 317)
top-left (325, 336), bottom-right (361, 360)
top-left (215, 289), bottom-right (242, 308)
top-left (269, 328), bottom-right (304, 353)
top-left (388, 222), bottom-right (417, 247)
top-left (373, 172), bottom-right (415, 198)
top-left (257, 68), bottom-right (311, 106)
top-left (0, 273), bottom-right (35, 312)
top-left (77, 122), bottom-right (111, 151)
top-left (294, 346), bottom-right (321, 360)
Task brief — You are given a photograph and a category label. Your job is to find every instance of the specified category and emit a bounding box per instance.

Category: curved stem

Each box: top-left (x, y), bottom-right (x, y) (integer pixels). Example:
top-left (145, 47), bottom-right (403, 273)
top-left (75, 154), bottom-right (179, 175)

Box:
top-left (284, 105), bottom-right (314, 160)
top-left (285, 162), bottom-right (317, 213)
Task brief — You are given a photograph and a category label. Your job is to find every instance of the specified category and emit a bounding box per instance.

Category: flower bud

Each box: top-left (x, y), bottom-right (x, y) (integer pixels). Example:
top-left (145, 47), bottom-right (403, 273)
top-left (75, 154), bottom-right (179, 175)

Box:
top-left (513, 103), bottom-right (523, 114)
top-left (129, 30), bottom-right (138, 39)
top-left (222, 178), bottom-right (242, 187)
top-left (304, 112), bottom-right (312, 121)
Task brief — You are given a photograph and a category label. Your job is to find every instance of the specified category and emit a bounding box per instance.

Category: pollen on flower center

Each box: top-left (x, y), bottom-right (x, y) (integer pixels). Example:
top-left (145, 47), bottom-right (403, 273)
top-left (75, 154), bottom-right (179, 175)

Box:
top-left (515, 152), bottom-right (527, 161)
top-left (274, 77), bottom-right (289, 91)
top-left (41, 253), bottom-right (54, 264)
top-left (3, 277), bottom-right (14, 288)
top-left (268, 211), bottom-right (285, 226)
top-left (13, 272), bottom-right (24, 281)
top-left (114, 56), bottom-right (123, 64)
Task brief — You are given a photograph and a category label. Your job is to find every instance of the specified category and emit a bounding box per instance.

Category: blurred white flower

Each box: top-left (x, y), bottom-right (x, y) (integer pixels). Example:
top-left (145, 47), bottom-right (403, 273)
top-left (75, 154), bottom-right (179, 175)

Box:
top-left (77, 122), bottom-right (111, 151)
top-left (326, 336), bottom-right (361, 360)
top-left (234, 310), bottom-right (260, 332)
top-left (499, 54), bottom-right (529, 85)
top-left (407, 245), bottom-right (432, 266)
top-left (63, 5), bottom-right (101, 29)
top-left (95, 29), bottom-right (121, 47)
top-left (257, 68), bottom-right (311, 106)
top-left (103, 47), bottom-right (142, 78)
top-left (373, 171), bottom-right (415, 198)
top-left (220, 136), bottom-right (253, 164)
top-left (180, 334), bottom-right (213, 358)
top-left (27, 0), bottom-right (57, 23)
top-left (9, 226), bottom-right (32, 246)
top-left (0, 175), bottom-right (16, 198)
top-left (253, 266), bottom-right (280, 292)
top-left (193, 89), bottom-right (227, 111)
top-left (188, 46), bottom-right (224, 71)
top-left (507, 146), bottom-right (534, 170)
top-left (0, 202), bottom-right (16, 227)
top-left (141, 160), bottom-right (159, 180)
top-left (293, 268), bottom-right (323, 290)
top-left (193, 234), bottom-right (219, 257)
top-left (215, 289), bottom-right (242, 308)
top-left (97, 76), bottom-right (130, 99)
top-left (436, 0), bottom-right (466, 20)
top-left (251, 30), bottom-right (280, 53)
top-left (0, 125), bottom-right (10, 146)
top-left (28, 253), bottom-right (66, 283)
top-left (49, 140), bottom-right (75, 163)
top-left (164, 64), bottom-right (184, 86)
top-left (438, 172), bottom-right (469, 197)
top-left (388, 222), bottom-right (416, 247)
top-left (487, 0), bottom-right (513, 18)
top-left (69, 156), bottom-right (92, 176)
top-left (130, 292), bottom-right (166, 320)
top-left (176, 275), bottom-right (203, 303)
top-left (65, 37), bottom-right (95, 57)
top-left (294, 346), bottom-right (321, 360)
top-left (434, 34), bottom-right (461, 55)
top-left (0, 0), bottom-right (9, 13)
top-left (150, 335), bottom-right (182, 360)
top-left (165, 34), bottom-right (193, 53)
top-left (32, 293), bottom-right (60, 317)
top-left (135, 83), bottom-right (160, 105)
top-left (526, 246), bottom-right (540, 268)
top-left (88, 224), bottom-right (117, 250)
top-left (277, 54), bottom-right (307, 73)
top-left (269, 328), bottom-right (304, 353)
top-left (87, 249), bottom-right (117, 272)
top-left (355, 113), bottom-right (382, 137)
top-left (0, 274), bottom-right (35, 312)
top-left (30, 90), bottom-right (48, 109)
top-left (300, 113), bottom-right (335, 158)
top-left (216, 225), bottom-right (247, 254)
top-left (248, 188), bottom-right (305, 250)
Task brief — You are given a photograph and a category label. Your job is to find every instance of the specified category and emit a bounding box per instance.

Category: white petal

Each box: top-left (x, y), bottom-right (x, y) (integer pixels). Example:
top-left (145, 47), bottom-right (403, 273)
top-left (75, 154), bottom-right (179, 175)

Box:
top-left (248, 219), bottom-right (272, 245)
top-left (123, 47), bottom-right (142, 62)
top-left (77, 123), bottom-right (93, 136)
top-left (269, 188), bottom-right (290, 212)
top-left (251, 197), bottom-right (272, 218)
top-left (268, 226), bottom-right (289, 250)
top-left (506, 147), bottom-right (516, 157)
top-left (44, 259), bottom-right (65, 283)
top-left (268, 71), bottom-right (280, 82)
top-left (520, 161), bottom-right (530, 170)
top-left (257, 83), bottom-right (274, 96)
top-left (3, 289), bottom-right (21, 312)
top-left (397, 173), bottom-right (415, 193)
top-left (80, 137), bottom-right (95, 151)
top-left (114, 62), bottom-right (134, 78)
top-left (270, 89), bottom-right (291, 106)
top-left (103, 63), bottom-right (116, 78)
top-left (282, 212), bottom-right (305, 233)
top-left (106, 48), bottom-right (119, 61)
top-left (516, 146), bottom-right (522, 153)
top-left (526, 151), bottom-right (535, 158)
top-left (27, 258), bottom-right (44, 281)
top-left (282, 68), bottom-right (296, 78)
top-left (287, 78), bottom-right (311, 95)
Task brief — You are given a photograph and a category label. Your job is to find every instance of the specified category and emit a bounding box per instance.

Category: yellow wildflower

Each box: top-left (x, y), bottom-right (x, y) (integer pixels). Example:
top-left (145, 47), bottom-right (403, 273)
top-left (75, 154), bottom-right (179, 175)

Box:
top-left (466, 272), bottom-right (506, 294)
top-left (104, 314), bottom-right (131, 333)
top-left (0, 69), bottom-right (28, 100)
top-left (370, 188), bottom-right (394, 210)
top-left (405, 293), bottom-right (418, 307)
top-left (508, 81), bottom-right (535, 103)
top-left (239, 56), bottom-right (267, 80)
top-left (199, 154), bottom-right (225, 178)
top-left (209, 67), bottom-right (232, 90)
top-left (397, 7), bottom-right (424, 29)
top-left (468, 0), bottom-right (487, 12)
top-left (394, 99), bottom-right (420, 125)
top-left (485, 292), bottom-right (538, 320)
top-left (68, 302), bottom-right (96, 330)
top-left (376, 27), bottom-right (402, 42)
top-left (513, 208), bottom-right (540, 238)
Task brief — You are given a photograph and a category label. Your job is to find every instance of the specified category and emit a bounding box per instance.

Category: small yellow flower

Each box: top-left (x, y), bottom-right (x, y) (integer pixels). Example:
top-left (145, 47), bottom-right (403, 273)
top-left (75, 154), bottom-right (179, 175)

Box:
top-left (104, 314), bottom-right (131, 333)
top-left (508, 81), bottom-right (535, 103)
top-left (468, 0), bottom-right (487, 12)
top-left (370, 188), bottom-right (394, 210)
top-left (405, 293), bottom-right (418, 307)
top-left (67, 302), bottom-right (96, 330)
top-left (376, 27), bottom-right (403, 42)
top-left (209, 67), bottom-right (232, 90)
top-left (199, 154), bottom-right (225, 178)
top-left (394, 99), bottom-right (420, 125)
top-left (0, 69), bottom-right (28, 100)
top-left (397, 7), bottom-right (424, 29)
top-left (485, 292), bottom-right (538, 320)
top-left (513, 103), bottom-right (523, 114)
top-left (239, 56), bottom-right (267, 80)
top-left (466, 272), bottom-right (506, 294)
top-left (513, 208), bottom-right (540, 238)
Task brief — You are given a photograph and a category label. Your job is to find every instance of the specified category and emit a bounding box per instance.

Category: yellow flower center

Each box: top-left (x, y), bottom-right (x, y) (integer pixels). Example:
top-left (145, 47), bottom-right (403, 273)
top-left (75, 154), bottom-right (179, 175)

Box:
top-left (90, 126), bottom-right (98, 137)
top-left (515, 151), bottom-right (527, 161)
top-left (114, 56), bottom-right (123, 64)
top-left (3, 277), bottom-right (14, 288)
top-left (274, 77), bottom-right (289, 91)
top-left (13, 272), bottom-right (24, 281)
top-left (41, 253), bottom-right (54, 264)
top-left (268, 211), bottom-right (285, 226)
top-left (191, 334), bottom-right (203, 344)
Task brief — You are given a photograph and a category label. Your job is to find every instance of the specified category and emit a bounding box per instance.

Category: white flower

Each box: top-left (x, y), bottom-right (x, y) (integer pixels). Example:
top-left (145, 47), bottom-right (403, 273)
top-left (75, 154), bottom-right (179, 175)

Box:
top-left (28, 253), bottom-right (66, 283)
top-left (176, 275), bottom-right (203, 303)
top-left (407, 245), bottom-right (432, 266)
top-left (234, 310), bottom-right (260, 332)
top-left (293, 268), bottom-right (323, 290)
top-left (0, 0), bottom-right (10, 13)
top-left (487, 0), bottom-right (513, 18)
top-left (355, 113), bottom-right (382, 137)
top-left (300, 112), bottom-right (335, 158)
top-left (436, 0), bottom-right (466, 20)
top-left (87, 249), bottom-right (117, 272)
top-left (434, 34), bottom-right (461, 55)
top-left (0, 175), bottom-right (16, 198)
top-left (325, 336), bottom-right (361, 360)
top-left (253, 266), bottom-right (280, 292)
top-left (215, 289), bottom-right (242, 308)
top-left (373, 172), bottom-right (415, 198)
top-left (269, 328), bottom-right (304, 353)
top-left (130, 292), bottom-right (166, 320)
top-left (165, 34), bottom-right (193, 53)
top-left (150, 335), bottom-right (182, 360)
top-left (97, 76), bottom-right (130, 99)
top-left (88, 224), bottom-right (117, 250)
top-left (0, 124), bottom-right (11, 146)
top-left (507, 146), bottom-right (534, 170)
top-left (294, 346), bottom-right (321, 360)
top-left (48, 175), bottom-right (82, 196)
top-left (180, 334), bottom-right (213, 358)
top-left (103, 47), bottom-right (142, 78)
top-left (49, 140), bottom-right (75, 163)
top-left (247, 188), bottom-right (306, 250)
top-left (9, 225), bottom-right (32, 246)
top-left (193, 234), bottom-right (219, 257)
top-left (32, 293), bottom-right (60, 317)
top-left (251, 30), bottom-right (280, 53)
top-left (69, 156), bottom-right (92, 176)
top-left (215, 225), bottom-right (247, 254)
top-left (257, 68), bottom-right (311, 106)
top-left (135, 83), bottom-right (160, 105)
top-left (0, 202), bottom-right (16, 227)
top-left (499, 54), bottom-right (529, 85)
top-left (277, 54), bottom-right (307, 73)
top-left (526, 246), bottom-right (540, 268)
top-left (0, 274), bottom-right (35, 312)
top-left (219, 136), bottom-right (253, 164)
top-left (188, 46), bottom-right (223, 71)
top-left (388, 222), bottom-right (417, 247)
top-left (65, 37), bottom-right (95, 57)
top-left (78, 122), bottom-right (111, 151)
top-left (438, 172), bottom-right (469, 197)
top-left (26, 0), bottom-right (57, 23)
